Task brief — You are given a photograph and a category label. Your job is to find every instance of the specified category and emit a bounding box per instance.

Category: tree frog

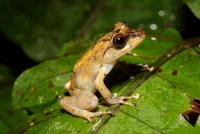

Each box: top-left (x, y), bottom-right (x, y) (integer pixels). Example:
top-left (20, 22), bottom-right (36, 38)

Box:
top-left (60, 22), bottom-right (146, 122)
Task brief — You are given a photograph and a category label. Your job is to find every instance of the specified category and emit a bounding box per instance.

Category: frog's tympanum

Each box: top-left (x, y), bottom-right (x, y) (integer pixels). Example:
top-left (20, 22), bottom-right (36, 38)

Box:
top-left (60, 22), bottom-right (146, 122)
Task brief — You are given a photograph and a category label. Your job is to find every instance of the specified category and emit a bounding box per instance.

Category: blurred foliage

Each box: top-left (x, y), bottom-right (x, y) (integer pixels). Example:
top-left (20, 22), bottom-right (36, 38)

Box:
top-left (0, 0), bottom-right (183, 61)
top-left (0, 0), bottom-right (200, 133)
top-left (183, 0), bottom-right (200, 19)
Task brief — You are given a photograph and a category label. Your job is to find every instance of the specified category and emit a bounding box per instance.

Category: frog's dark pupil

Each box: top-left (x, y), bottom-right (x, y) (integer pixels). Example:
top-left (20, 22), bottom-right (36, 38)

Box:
top-left (116, 37), bottom-right (125, 45)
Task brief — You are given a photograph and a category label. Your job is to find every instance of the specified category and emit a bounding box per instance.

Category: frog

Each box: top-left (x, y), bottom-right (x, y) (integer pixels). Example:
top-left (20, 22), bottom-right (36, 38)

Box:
top-left (60, 22), bottom-right (146, 122)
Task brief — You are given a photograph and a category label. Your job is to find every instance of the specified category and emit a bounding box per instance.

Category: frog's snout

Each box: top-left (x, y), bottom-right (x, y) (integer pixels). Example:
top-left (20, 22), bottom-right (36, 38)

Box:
top-left (130, 29), bottom-right (146, 39)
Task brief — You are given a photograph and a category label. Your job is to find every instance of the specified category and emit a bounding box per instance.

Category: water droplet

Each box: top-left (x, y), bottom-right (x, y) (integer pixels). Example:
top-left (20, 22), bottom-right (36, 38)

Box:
top-left (150, 24), bottom-right (157, 30)
top-left (151, 37), bottom-right (157, 41)
top-left (158, 10), bottom-right (165, 16)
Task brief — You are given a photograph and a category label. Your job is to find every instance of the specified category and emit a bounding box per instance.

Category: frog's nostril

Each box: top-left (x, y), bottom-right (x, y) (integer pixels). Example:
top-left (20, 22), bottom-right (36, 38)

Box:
top-left (131, 32), bottom-right (137, 36)
top-left (130, 29), bottom-right (146, 38)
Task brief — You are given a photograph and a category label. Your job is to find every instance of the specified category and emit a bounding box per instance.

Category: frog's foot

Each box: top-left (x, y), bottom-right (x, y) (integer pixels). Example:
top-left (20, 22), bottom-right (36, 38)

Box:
top-left (82, 110), bottom-right (112, 122)
top-left (118, 97), bottom-right (136, 106)
top-left (112, 93), bottom-right (140, 106)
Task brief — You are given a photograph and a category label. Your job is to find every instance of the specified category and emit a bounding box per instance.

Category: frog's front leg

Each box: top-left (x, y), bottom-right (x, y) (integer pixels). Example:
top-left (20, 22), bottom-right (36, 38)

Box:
top-left (95, 66), bottom-right (136, 106)
top-left (60, 90), bottom-right (111, 122)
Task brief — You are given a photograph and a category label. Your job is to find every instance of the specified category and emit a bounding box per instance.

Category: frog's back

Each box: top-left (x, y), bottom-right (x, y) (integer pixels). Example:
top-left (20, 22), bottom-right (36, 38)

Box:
top-left (71, 31), bottom-right (114, 93)
top-left (71, 46), bottom-right (104, 93)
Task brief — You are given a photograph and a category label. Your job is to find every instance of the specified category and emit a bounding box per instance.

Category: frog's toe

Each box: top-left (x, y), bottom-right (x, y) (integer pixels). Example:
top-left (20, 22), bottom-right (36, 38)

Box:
top-left (119, 100), bottom-right (136, 106)
top-left (84, 111), bottom-right (112, 122)
top-left (132, 93), bottom-right (140, 99)
top-left (86, 117), bottom-right (93, 123)
top-left (119, 94), bottom-right (140, 100)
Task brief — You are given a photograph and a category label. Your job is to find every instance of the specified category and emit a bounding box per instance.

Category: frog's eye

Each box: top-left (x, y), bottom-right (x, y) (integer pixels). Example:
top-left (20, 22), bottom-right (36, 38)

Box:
top-left (112, 34), bottom-right (126, 49)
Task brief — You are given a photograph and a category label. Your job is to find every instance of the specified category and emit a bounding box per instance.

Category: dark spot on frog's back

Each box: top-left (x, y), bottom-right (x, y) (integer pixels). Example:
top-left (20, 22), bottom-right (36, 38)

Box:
top-left (90, 41), bottom-right (103, 51)
top-left (92, 55), bottom-right (97, 60)
top-left (72, 71), bottom-right (76, 79)
top-left (100, 38), bottom-right (110, 42)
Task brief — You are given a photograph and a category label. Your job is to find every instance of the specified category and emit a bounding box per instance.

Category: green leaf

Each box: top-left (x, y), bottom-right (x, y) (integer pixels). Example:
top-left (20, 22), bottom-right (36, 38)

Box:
top-left (10, 28), bottom-right (200, 133)
top-left (98, 47), bottom-right (200, 133)
top-left (12, 56), bottom-right (77, 110)
top-left (158, 48), bottom-right (200, 98)
top-left (183, 0), bottom-right (200, 19)
top-left (11, 37), bottom-right (95, 110)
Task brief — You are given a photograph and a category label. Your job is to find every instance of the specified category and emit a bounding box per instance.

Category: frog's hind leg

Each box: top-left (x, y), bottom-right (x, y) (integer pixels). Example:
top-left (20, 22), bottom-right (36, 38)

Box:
top-left (60, 90), bottom-right (111, 122)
